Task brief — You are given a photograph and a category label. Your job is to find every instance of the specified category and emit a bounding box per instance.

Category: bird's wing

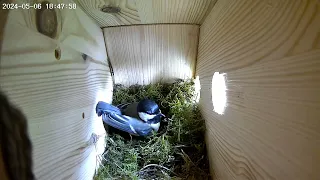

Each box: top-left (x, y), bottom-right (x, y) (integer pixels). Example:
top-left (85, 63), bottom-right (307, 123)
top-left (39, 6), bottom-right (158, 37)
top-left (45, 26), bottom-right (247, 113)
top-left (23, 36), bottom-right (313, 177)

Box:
top-left (121, 102), bottom-right (140, 119)
top-left (128, 118), bottom-right (154, 136)
top-left (96, 101), bottom-right (122, 116)
top-left (102, 113), bottom-right (153, 136)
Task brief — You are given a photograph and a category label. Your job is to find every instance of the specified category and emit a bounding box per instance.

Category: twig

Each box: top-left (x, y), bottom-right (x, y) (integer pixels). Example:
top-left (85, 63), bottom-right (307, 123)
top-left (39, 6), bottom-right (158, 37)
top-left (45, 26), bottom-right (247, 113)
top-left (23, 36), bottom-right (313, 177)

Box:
top-left (129, 134), bottom-right (133, 144)
top-left (101, 155), bottom-right (108, 162)
top-left (174, 145), bottom-right (190, 148)
top-left (178, 119), bottom-right (181, 142)
top-left (160, 169), bottom-right (169, 178)
top-left (195, 155), bottom-right (204, 164)
top-left (102, 149), bottom-right (109, 156)
top-left (139, 164), bottom-right (178, 176)
top-left (167, 115), bottom-right (175, 121)
top-left (180, 149), bottom-right (207, 175)
top-left (181, 149), bottom-right (196, 167)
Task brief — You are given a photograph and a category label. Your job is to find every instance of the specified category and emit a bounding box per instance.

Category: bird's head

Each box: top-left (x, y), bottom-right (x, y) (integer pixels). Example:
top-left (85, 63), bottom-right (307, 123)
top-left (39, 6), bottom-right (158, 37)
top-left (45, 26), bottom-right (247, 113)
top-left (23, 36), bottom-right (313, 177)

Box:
top-left (137, 99), bottom-right (165, 122)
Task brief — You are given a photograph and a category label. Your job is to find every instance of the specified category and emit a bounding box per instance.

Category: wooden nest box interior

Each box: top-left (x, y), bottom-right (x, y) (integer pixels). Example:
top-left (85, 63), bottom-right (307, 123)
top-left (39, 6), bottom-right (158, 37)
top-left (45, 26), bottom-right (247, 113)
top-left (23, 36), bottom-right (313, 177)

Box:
top-left (0, 0), bottom-right (319, 179)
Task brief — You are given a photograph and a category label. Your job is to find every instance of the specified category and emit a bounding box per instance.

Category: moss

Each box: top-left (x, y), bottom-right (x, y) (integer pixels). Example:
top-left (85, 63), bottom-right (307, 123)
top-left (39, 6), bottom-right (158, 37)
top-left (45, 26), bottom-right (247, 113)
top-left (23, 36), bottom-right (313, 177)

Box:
top-left (94, 79), bottom-right (211, 180)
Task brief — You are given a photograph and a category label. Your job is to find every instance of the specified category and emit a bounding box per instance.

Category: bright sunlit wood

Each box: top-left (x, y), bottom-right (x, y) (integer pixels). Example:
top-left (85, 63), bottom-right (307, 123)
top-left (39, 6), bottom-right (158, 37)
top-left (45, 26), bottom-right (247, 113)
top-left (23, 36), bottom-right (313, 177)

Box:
top-left (197, 0), bottom-right (320, 179)
top-left (0, 0), bottom-right (112, 179)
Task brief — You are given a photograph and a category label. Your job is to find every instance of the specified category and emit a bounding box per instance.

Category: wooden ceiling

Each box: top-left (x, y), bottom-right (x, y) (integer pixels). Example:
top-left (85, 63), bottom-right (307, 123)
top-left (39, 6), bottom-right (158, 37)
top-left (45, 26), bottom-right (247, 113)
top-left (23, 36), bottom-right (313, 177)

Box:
top-left (75, 0), bottom-right (216, 27)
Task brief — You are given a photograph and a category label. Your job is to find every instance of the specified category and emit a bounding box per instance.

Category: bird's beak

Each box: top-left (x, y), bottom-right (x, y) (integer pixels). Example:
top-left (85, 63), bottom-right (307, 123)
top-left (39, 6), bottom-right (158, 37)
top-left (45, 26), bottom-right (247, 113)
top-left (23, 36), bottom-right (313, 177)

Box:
top-left (158, 109), bottom-right (165, 118)
top-left (160, 113), bottom-right (166, 118)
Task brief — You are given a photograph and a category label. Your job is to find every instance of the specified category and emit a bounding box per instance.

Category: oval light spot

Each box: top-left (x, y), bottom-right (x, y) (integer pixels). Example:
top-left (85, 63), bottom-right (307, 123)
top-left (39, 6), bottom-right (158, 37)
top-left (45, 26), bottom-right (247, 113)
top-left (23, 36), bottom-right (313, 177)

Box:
top-left (212, 72), bottom-right (227, 115)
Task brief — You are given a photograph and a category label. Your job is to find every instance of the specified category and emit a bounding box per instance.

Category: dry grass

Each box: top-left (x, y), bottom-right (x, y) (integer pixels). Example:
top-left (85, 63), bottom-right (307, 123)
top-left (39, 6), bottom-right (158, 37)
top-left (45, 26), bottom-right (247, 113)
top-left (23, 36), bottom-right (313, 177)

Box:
top-left (94, 79), bottom-right (210, 180)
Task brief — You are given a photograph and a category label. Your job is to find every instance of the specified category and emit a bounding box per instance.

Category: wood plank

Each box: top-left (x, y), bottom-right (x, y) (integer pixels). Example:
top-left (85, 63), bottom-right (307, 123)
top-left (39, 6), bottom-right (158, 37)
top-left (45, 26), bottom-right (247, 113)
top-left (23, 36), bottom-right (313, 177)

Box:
top-left (135, 0), bottom-right (215, 24)
top-left (197, 0), bottom-right (320, 179)
top-left (103, 24), bottom-right (199, 86)
top-left (4, 0), bottom-right (108, 62)
top-left (75, 0), bottom-right (140, 27)
top-left (75, 0), bottom-right (215, 27)
top-left (0, 0), bottom-right (112, 179)
top-left (59, 0), bottom-right (108, 62)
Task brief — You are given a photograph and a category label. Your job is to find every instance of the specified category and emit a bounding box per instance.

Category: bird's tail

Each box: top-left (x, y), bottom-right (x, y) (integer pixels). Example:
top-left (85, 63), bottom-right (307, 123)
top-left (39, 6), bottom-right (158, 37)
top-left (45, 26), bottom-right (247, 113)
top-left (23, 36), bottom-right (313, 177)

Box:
top-left (96, 101), bottom-right (122, 116)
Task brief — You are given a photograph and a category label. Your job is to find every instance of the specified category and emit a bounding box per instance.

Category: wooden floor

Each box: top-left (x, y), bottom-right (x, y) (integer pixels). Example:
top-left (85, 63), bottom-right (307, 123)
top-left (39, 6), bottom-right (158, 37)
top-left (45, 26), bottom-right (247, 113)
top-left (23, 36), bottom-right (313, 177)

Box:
top-left (0, 0), bottom-right (112, 179)
top-left (197, 0), bottom-right (320, 179)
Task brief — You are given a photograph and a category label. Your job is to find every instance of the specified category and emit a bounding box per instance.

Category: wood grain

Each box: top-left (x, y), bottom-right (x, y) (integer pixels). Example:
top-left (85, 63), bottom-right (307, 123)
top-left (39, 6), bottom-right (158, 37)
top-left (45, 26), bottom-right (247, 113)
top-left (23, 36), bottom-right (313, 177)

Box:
top-left (5, 0), bottom-right (108, 62)
top-left (103, 24), bottom-right (199, 86)
top-left (1, 0), bottom-right (111, 179)
top-left (75, 0), bottom-right (140, 27)
top-left (75, 0), bottom-right (215, 27)
top-left (197, 0), bottom-right (320, 179)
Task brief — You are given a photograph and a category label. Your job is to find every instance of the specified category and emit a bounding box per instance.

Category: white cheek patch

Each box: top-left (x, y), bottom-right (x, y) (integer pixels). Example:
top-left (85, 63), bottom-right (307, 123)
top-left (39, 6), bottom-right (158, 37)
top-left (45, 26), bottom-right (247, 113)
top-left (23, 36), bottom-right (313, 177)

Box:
top-left (138, 112), bottom-right (156, 122)
top-left (150, 122), bottom-right (160, 132)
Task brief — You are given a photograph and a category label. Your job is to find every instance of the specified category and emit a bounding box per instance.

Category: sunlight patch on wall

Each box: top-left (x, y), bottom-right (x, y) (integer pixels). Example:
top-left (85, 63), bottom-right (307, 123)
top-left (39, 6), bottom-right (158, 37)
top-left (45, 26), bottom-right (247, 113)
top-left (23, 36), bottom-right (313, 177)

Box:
top-left (194, 76), bottom-right (201, 103)
top-left (212, 72), bottom-right (227, 115)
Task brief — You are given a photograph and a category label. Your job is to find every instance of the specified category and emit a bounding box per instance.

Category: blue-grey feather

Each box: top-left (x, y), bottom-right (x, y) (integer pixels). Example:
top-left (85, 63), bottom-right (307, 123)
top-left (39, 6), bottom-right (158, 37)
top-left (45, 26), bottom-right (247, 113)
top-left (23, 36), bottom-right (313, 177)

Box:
top-left (96, 101), bottom-right (122, 116)
top-left (102, 113), bottom-right (153, 136)
top-left (102, 114), bottom-right (135, 134)
top-left (96, 100), bottom-right (164, 136)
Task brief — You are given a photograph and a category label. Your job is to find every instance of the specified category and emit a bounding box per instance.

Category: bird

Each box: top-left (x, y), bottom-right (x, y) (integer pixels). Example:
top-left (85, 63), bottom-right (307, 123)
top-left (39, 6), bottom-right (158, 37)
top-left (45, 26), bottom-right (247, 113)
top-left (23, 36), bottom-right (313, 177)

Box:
top-left (95, 99), bottom-right (165, 136)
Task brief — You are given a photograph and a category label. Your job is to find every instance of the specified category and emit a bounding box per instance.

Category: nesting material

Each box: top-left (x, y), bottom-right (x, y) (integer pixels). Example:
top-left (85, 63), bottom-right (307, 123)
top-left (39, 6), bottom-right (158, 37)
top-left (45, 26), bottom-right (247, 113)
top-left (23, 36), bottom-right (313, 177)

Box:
top-left (94, 79), bottom-right (211, 180)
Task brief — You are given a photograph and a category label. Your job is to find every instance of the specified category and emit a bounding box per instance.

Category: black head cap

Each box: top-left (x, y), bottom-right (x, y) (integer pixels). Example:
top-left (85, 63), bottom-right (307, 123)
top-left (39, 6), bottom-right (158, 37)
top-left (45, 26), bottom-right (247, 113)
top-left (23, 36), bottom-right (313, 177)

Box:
top-left (137, 99), bottom-right (160, 115)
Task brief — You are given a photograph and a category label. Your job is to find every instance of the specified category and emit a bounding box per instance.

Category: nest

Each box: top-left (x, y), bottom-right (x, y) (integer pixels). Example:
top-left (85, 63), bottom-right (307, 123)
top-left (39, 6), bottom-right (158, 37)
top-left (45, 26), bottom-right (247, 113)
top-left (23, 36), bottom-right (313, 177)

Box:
top-left (94, 79), bottom-right (211, 180)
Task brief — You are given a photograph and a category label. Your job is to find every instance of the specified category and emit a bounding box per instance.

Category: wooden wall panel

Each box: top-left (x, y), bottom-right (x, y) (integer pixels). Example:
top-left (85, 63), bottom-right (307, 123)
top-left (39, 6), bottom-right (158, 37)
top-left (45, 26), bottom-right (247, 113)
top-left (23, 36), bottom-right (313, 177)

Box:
top-left (1, 0), bottom-right (112, 179)
top-left (197, 0), bottom-right (320, 179)
top-left (103, 24), bottom-right (199, 86)
top-left (76, 0), bottom-right (216, 27)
